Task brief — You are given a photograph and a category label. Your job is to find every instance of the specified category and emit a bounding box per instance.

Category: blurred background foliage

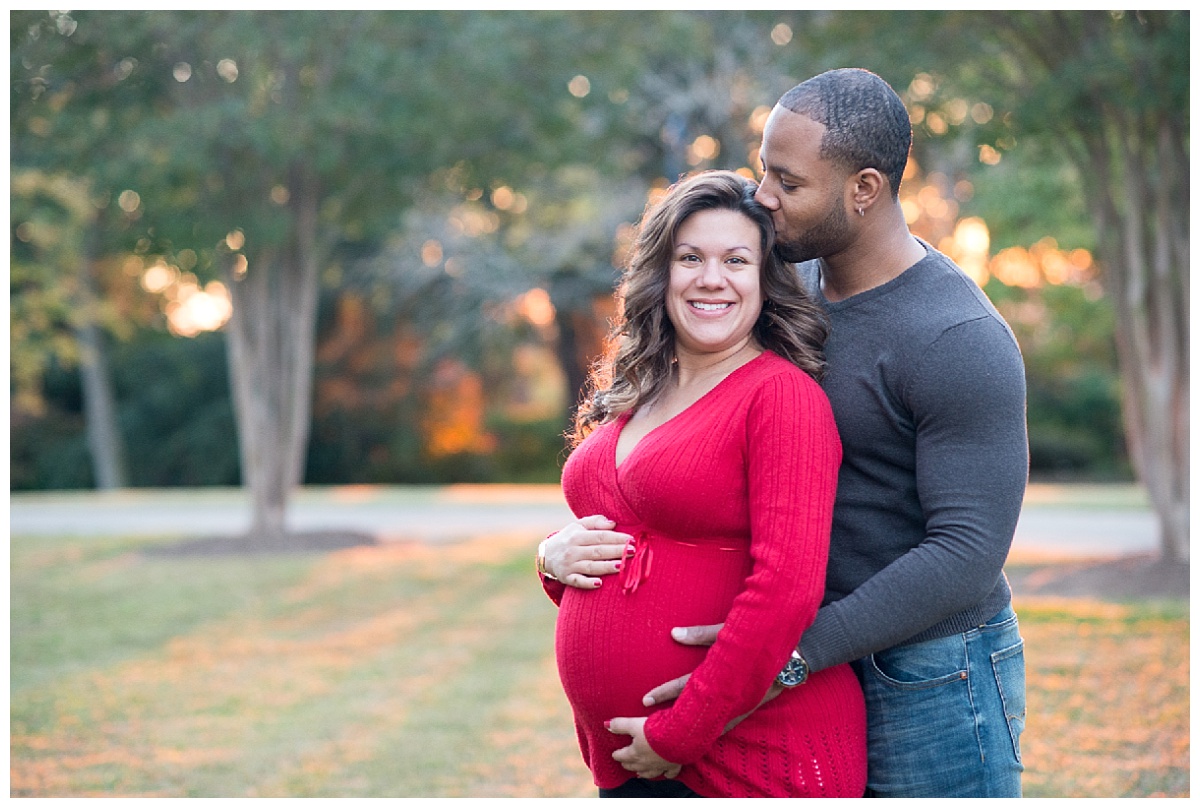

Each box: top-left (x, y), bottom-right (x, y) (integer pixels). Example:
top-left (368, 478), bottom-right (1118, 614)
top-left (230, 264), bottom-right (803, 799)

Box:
top-left (13, 9), bottom-right (1162, 492)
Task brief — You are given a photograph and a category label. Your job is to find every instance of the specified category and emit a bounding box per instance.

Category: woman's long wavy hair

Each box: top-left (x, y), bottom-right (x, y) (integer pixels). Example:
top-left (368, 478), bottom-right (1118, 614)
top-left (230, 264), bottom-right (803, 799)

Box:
top-left (570, 170), bottom-right (829, 446)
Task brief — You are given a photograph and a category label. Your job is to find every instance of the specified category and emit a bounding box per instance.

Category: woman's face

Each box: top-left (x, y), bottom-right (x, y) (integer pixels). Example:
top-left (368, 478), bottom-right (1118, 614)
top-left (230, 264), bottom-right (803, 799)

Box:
top-left (666, 207), bottom-right (764, 358)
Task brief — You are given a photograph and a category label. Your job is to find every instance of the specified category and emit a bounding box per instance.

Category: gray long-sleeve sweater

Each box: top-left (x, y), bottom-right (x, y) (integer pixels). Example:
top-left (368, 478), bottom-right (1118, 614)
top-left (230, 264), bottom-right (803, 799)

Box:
top-left (798, 243), bottom-right (1029, 673)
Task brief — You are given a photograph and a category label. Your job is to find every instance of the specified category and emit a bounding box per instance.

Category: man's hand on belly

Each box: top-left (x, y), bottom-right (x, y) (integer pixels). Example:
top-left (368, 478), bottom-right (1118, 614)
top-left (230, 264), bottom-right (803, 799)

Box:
top-left (640, 623), bottom-right (724, 707)
top-left (639, 622), bottom-right (783, 734)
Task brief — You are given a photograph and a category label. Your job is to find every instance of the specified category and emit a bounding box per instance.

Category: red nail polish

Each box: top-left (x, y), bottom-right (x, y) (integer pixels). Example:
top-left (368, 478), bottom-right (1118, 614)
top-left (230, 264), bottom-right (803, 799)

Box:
top-left (604, 720), bottom-right (612, 730)
top-left (614, 561), bottom-right (623, 571)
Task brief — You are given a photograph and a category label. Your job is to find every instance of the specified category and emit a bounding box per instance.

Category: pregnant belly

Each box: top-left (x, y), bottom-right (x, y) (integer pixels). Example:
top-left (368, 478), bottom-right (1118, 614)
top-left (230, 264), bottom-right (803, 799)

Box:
top-left (554, 540), bottom-right (749, 724)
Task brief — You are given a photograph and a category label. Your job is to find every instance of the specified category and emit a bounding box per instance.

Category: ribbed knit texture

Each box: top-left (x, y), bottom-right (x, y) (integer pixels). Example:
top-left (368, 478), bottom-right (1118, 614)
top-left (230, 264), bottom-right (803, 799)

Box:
top-left (547, 351), bottom-right (867, 797)
top-left (794, 244), bottom-right (1028, 674)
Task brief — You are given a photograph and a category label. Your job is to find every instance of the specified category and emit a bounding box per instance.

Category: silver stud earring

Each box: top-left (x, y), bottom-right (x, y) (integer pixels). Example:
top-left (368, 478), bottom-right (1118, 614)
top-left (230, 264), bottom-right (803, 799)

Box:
top-left (857, 206), bottom-right (865, 217)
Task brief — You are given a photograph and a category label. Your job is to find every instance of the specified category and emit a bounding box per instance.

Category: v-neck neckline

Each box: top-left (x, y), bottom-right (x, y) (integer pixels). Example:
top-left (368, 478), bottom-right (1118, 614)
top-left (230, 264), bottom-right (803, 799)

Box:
top-left (612, 351), bottom-right (768, 472)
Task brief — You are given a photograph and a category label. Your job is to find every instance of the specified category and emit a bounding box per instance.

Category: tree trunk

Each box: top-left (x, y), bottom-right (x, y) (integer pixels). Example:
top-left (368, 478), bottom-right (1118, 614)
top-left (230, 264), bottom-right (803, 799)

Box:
top-left (76, 218), bottom-right (127, 490)
top-left (221, 173), bottom-right (322, 541)
top-left (554, 308), bottom-right (587, 421)
top-left (1083, 110), bottom-right (1189, 562)
top-left (990, 10), bottom-right (1191, 563)
top-left (549, 278), bottom-right (610, 427)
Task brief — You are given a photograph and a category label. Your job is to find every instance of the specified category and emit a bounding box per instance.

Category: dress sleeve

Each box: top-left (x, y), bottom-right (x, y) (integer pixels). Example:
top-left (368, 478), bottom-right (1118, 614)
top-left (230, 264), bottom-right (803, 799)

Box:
top-left (642, 369), bottom-right (842, 764)
top-left (541, 576), bottom-right (566, 606)
top-left (799, 316), bottom-right (1028, 671)
top-left (538, 528), bottom-right (567, 606)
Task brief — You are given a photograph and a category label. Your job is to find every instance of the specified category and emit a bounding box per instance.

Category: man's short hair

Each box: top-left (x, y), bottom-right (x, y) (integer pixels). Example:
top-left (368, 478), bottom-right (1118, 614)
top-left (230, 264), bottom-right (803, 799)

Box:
top-left (778, 68), bottom-right (912, 198)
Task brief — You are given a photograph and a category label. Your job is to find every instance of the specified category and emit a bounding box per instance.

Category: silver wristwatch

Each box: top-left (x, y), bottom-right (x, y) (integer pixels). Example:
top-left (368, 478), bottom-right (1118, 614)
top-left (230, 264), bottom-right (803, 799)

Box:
top-left (776, 649), bottom-right (809, 687)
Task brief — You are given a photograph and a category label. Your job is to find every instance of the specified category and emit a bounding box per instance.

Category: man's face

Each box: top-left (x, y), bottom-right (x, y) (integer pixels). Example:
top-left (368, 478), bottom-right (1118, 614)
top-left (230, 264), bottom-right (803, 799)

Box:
top-left (754, 106), bottom-right (854, 264)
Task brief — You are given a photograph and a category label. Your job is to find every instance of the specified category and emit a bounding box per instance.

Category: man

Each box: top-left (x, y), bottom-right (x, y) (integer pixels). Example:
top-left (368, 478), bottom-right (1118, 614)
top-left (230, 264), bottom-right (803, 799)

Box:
top-left (539, 68), bottom-right (1029, 797)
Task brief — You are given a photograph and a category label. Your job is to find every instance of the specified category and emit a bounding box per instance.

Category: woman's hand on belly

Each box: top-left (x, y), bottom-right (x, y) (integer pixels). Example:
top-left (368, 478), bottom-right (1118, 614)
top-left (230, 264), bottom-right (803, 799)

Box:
top-left (608, 716), bottom-right (682, 780)
top-left (543, 515), bottom-right (632, 588)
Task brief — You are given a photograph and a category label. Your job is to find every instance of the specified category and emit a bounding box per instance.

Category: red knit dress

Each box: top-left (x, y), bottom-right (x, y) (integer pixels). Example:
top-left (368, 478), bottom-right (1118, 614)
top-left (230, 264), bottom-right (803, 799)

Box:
top-left (545, 351), bottom-right (867, 797)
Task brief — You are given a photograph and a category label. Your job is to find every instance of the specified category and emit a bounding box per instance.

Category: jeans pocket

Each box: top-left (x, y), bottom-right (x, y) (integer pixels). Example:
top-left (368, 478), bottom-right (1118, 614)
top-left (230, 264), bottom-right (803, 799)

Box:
top-left (991, 638), bottom-right (1026, 765)
top-left (869, 637), bottom-right (968, 690)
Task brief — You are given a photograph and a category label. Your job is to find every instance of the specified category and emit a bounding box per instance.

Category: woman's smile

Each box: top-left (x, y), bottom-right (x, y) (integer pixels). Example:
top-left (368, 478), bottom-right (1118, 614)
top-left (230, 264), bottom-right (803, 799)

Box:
top-left (667, 207), bottom-right (764, 358)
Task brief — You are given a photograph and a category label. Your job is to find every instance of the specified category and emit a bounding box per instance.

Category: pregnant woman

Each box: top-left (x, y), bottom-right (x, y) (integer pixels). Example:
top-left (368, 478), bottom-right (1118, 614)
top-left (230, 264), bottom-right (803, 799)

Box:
top-left (537, 171), bottom-right (866, 797)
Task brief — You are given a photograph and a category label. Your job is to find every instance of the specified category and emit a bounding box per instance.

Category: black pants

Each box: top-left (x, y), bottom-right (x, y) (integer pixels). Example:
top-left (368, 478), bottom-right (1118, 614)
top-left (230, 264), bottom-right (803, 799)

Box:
top-left (599, 778), bottom-right (703, 798)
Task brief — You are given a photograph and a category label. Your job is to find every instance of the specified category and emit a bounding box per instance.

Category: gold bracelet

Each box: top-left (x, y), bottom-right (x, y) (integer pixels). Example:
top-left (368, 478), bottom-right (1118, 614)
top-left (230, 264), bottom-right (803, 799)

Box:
top-left (536, 538), bottom-right (558, 581)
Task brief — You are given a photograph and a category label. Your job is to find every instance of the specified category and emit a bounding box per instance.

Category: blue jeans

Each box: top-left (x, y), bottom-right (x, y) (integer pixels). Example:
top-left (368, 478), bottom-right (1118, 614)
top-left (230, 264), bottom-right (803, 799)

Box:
top-left (859, 605), bottom-right (1026, 797)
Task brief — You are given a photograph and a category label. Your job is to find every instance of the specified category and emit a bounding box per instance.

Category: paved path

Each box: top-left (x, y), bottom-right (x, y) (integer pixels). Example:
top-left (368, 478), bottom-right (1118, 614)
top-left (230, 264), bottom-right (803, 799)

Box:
top-left (9, 483), bottom-right (1168, 559)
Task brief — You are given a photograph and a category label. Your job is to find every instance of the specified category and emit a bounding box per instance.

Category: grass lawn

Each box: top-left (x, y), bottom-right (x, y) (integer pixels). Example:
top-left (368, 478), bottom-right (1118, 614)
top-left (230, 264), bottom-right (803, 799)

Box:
top-left (10, 530), bottom-right (1189, 797)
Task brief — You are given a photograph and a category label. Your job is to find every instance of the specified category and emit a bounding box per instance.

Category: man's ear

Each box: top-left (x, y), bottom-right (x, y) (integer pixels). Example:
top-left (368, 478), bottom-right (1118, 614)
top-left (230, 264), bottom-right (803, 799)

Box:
top-left (849, 168), bottom-right (886, 215)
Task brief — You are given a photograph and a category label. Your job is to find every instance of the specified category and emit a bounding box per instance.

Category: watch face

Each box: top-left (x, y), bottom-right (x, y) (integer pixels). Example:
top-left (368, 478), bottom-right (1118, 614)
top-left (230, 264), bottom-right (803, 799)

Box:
top-left (777, 656), bottom-right (808, 687)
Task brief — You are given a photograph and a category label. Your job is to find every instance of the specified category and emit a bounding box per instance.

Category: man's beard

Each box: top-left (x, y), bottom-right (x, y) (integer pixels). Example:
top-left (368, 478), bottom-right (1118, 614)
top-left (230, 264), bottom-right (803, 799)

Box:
top-left (775, 200), bottom-right (852, 264)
